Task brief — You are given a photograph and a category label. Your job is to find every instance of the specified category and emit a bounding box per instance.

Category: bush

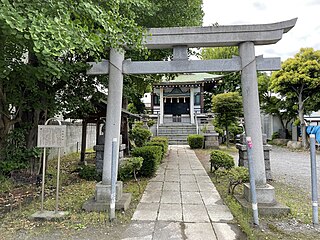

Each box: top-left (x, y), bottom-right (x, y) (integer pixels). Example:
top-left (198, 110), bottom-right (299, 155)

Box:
top-left (132, 146), bottom-right (162, 177)
top-left (210, 150), bottom-right (234, 173)
top-left (271, 131), bottom-right (280, 140)
top-left (187, 134), bottom-right (204, 149)
top-left (151, 137), bottom-right (168, 153)
top-left (145, 141), bottom-right (168, 159)
top-left (130, 125), bottom-right (152, 147)
top-left (0, 128), bottom-right (40, 176)
top-left (227, 167), bottom-right (249, 195)
top-left (147, 119), bottom-right (156, 127)
top-left (119, 157), bottom-right (143, 180)
top-left (79, 165), bottom-right (101, 181)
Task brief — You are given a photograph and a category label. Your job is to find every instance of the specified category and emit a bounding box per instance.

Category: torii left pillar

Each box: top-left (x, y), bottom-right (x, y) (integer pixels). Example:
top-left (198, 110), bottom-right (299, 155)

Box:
top-left (83, 48), bottom-right (131, 211)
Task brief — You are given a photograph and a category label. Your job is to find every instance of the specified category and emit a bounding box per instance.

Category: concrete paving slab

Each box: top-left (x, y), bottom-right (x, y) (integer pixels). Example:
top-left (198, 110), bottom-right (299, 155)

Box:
top-left (179, 169), bottom-right (193, 175)
top-left (180, 174), bottom-right (196, 183)
top-left (163, 182), bottom-right (180, 191)
top-left (206, 205), bottom-right (234, 222)
top-left (195, 175), bottom-right (212, 183)
top-left (140, 191), bottom-right (162, 203)
top-left (212, 223), bottom-right (245, 240)
top-left (158, 203), bottom-right (182, 221)
top-left (167, 164), bottom-right (179, 170)
top-left (184, 223), bottom-right (217, 240)
top-left (200, 191), bottom-right (222, 205)
top-left (179, 164), bottom-right (192, 170)
top-left (145, 182), bottom-right (163, 192)
top-left (165, 174), bottom-right (180, 182)
top-left (121, 221), bottom-right (155, 240)
top-left (153, 221), bottom-right (183, 240)
top-left (161, 191), bottom-right (181, 204)
top-left (198, 181), bottom-right (215, 191)
top-left (181, 192), bottom-right (203, 204)
top-left (180, 182), bottom-right (199, 192)
top-left (30, 210), bottom-right (69, 221)
top-left (192, 169), bottom-right (208, 176)
top-left (190, 164), bottom-right (204, 170)
top-left (166, 170), bottom-right (179, 175)
top-left (150, 174), bottom-right (165, 182)
top-left (132, 203), bottom-right (159, 221)
top-left (183, 204), bottom-right (210, 222)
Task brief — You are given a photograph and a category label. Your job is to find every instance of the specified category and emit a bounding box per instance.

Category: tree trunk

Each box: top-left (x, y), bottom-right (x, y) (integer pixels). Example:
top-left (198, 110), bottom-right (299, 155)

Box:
top-left (298, 94), bottom-right (307, 148)
top-left (225, 123), bottom-right (229, 148)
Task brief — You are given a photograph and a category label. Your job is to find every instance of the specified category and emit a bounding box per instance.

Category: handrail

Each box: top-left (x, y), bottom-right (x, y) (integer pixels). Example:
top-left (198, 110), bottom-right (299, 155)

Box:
top-left (195, 112), bottom-right (199, 134)
top-left (156, 113), bottom-right (160, 136)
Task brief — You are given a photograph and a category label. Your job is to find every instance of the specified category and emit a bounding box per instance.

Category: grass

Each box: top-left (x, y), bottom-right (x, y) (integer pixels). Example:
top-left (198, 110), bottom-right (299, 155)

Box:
top-left (195, 146), bottom-right (320, 240)
top-left (0, 152), bottom-right (148, 240)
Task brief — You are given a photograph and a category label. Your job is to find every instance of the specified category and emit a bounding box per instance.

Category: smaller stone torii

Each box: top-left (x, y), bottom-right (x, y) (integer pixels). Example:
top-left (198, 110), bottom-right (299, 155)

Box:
top-left (85, 18), bottom-right (297, 212)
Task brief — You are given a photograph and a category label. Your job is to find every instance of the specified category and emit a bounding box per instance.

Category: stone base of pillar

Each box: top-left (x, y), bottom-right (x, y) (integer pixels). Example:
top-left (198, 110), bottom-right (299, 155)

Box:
top-left (235, 183), bottom-right (290, 216)
top-left (83, 181), bottom-right (131, 212)
top-left (243, 183), bottom-right (275, 204)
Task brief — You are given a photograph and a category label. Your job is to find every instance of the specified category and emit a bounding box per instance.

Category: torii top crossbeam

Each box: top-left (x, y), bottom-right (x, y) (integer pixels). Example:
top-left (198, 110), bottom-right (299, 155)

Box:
top-left (145, 18), bottom-right (297, 48)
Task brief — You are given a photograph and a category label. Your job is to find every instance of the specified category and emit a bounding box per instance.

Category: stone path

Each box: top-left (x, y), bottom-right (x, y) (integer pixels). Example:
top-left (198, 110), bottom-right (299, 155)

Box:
top-left (121, 145), bottom-right (245, 240)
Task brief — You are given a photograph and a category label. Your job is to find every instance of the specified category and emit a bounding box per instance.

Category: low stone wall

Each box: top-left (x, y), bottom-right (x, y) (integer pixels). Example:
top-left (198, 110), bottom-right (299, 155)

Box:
top-left (203, 133), bottom-right (219, 149)
top-left (236, 134), bottom-right (272, 180)
top-left (94, 135), bottom-right (126, 173)
top-left (287, 140), bottom-right (302, 149)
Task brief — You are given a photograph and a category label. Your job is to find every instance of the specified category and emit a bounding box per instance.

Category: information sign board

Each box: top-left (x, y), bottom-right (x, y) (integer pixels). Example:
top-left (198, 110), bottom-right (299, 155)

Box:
top-left (37, 125), bottom-right (66, 148)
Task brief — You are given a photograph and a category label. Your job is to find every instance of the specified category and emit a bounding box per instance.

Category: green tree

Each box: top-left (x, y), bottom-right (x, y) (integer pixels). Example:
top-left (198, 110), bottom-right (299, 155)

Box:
top-left (0, 0), bottom-right (204, 170)
top-left (270, 48), bottom-right (320, 147)
top-left (258, 73), bottom-right (296, 138)
top-left (0, 0), bottom-right (147, 150)
top-left (201, 47), bottom-right (241, 94)
top-left (212, 92), bottom-right (243, 147)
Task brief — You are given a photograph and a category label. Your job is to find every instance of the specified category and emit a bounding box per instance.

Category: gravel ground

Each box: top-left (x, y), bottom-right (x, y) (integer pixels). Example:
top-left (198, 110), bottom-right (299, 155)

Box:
top-left (269, 145), bottom-right (320, 196)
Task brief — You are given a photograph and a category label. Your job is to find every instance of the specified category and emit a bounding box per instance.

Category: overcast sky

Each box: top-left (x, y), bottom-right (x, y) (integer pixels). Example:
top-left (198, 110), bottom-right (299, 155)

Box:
top-left (202, 0), bottom-right (320, 61)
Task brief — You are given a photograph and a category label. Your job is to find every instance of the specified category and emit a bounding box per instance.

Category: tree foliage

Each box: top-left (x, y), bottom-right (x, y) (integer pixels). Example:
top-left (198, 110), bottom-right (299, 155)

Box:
top-left (0, 0), bottom-right (204, 172)
top-left (0, 0), bottom-right (148, 150)
top-left (270, 48), bottom-right (320, 147)
top-left (201, 47), bottom-right (241, 94)
top-left (258, 73), bottom-right (296, 138)
top-left (212, 92), bottom-right (243, 147)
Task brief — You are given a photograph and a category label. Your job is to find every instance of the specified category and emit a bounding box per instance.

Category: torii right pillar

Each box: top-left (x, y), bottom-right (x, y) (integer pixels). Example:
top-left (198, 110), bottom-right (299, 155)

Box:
top-left (239, 42), bottom-right (289, 215)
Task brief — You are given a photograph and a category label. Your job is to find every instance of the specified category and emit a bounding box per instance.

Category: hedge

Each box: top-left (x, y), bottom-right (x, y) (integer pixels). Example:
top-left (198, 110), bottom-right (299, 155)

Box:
top-left (145, 141), bottom-right (166, 160)
top-left (187, 134), bottom-right (204, 149)
top-left (132, 145), bottom-right (162, 177)
top-left (151, 137), bottom-right (169, 153)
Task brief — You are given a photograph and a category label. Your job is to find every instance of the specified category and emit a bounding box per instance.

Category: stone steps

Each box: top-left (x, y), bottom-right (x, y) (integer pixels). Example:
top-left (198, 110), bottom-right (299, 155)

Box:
top-left (157, 124), bottom-right (197, 145)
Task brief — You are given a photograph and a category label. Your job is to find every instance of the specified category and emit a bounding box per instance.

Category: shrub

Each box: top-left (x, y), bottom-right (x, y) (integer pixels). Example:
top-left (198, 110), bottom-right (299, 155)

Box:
top-left (79, 165), bottom-right (101, 181)
top-left (227, 167), bottom-right (249, 195)
top-left (0, 128), bottom-right (40, 176)
top-left (130, 125), bottom-right (152, 147)
top-left (210, 150), bottom-right (234, 173)
top-left (151, 137), bottom-right (168, 153)
top-left (271, 131), bottom-right (280, 140)
top-left (147, 119), bottom-right (156, 127)
top-left (119, 157), bottom-right (143, 180)
top-left (132, 146), bottom-right (162, 177)
top-left (145, 141), bottom-right (166, 159)
top-left (187, 134), bottom-right (204, 149)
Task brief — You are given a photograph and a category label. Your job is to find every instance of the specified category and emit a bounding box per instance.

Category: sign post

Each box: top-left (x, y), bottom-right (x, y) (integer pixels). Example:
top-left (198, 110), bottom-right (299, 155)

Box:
top-left (31, 118), bottom-right (68, 220)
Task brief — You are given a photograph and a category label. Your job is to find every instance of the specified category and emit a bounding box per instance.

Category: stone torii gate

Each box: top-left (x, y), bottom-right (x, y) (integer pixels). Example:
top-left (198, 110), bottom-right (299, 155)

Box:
top-left (84, 18), bottom-right (297, 211)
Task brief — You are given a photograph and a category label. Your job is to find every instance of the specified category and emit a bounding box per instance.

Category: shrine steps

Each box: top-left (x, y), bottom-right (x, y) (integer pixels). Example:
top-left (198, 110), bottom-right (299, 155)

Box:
top-left (157, 124), bottom-right (197, 145)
